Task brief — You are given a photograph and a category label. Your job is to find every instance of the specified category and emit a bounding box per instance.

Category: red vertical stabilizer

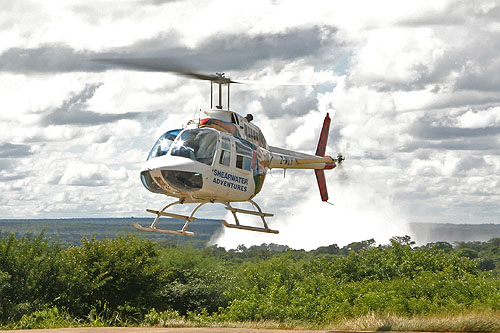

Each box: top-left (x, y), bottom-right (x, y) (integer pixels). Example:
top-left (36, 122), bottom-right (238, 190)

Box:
top-left (315, 113), bottom-right (331, 201)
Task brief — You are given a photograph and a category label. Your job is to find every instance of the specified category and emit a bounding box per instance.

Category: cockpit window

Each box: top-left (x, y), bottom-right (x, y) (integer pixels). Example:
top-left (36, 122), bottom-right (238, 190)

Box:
top-left (147, 129), bottom-right (181, 161)
top-left (170, 128), bottom-right (218, 166)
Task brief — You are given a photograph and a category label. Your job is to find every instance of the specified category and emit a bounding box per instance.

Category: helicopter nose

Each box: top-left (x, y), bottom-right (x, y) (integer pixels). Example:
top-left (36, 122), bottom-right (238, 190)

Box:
top-left (140, 169), bottom-right (203, 194)
top-left (160, 169), bottom-right (203, 192)
top-left (140, 170), bottom-right (165, 194)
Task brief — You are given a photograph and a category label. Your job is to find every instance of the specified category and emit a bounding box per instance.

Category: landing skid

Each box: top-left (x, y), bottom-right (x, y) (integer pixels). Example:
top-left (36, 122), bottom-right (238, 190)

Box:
top-left (133, 199), bottom-right (279, 236)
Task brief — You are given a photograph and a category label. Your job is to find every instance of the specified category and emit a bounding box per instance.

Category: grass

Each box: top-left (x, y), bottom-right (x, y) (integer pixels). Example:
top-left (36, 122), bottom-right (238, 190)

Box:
top-left (330, 311), bottom-right (500, 332)
top-left (140, 311), bottom-right (500, 332)
top-left (3, 307), bottom-right (500, 332)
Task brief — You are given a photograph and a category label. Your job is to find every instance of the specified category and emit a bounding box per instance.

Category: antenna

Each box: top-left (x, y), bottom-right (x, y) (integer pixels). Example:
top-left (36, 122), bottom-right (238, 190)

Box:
top-left (193, 106), bottom-right (198, 120)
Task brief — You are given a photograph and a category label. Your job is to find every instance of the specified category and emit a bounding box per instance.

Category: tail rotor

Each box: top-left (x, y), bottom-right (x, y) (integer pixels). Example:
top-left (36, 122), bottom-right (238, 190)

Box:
top-left (314, 115), bottom-right (345, 202)
top-left (314, 113), bottom-right (331, 202)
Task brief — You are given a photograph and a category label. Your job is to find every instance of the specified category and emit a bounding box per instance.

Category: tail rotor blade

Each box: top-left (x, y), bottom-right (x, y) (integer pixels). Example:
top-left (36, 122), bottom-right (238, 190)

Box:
top-left (315, 113), bottom-right (331, 156)
top-left (315, 169), bottom-right (329, 202)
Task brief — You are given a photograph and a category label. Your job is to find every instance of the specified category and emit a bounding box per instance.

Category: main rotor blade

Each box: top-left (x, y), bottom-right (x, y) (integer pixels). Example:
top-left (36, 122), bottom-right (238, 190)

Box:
top-left (236, 79), bottom-right (317, 86)
top-left (92, 57), bottom-right (239, 84)
top-left (92, 57), bottom-right (318, 85)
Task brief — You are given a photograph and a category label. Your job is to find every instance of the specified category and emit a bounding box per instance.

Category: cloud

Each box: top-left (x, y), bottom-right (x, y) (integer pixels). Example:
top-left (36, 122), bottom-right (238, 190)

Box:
top-left (259, 89), bottom-right (319, 119)
top-left (410, 122), bottom-right (500, 140)
top-left (456, 107), bottom-right (500, 128)
top-left (2, 0), bottom-right (500, 240)
top-left (400, 137), bottom-right (500, 153)
top-left (0, 143), bottom-right (33, 184)
top-left (39, 83), bottom-right (162, 126)
top-left (59, 162), bottom-right (128, 187)
top-left (0, 143), bottom-right (32, 158)
top-left (348, 27), bottom-right (447, 92)
top-left (0, 26), bottom-right (339, 75)
top-left (346, 1), bottom-right (500, 98)
top-left (146, 0), bottom-right (187, 5)
top-left (0, 45), bottom-right (108, 73)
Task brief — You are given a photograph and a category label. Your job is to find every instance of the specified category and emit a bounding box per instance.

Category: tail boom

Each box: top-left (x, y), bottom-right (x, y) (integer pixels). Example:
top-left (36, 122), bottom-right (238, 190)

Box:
top-left (268, 146), bottom-right (335, 170)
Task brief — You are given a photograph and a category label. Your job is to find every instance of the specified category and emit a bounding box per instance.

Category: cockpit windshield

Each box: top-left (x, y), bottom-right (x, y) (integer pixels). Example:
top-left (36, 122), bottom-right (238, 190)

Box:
top-left (147, 129), bottom-right (181, 161)
top-left (170, 128), bottom-right (218, 166)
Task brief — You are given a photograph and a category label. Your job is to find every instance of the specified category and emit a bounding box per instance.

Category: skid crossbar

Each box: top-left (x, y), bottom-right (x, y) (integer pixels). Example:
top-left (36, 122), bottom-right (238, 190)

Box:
top-left (221, 219), bottom-right (278, 233)
top-left (224, 206), bottom-right (273, 217)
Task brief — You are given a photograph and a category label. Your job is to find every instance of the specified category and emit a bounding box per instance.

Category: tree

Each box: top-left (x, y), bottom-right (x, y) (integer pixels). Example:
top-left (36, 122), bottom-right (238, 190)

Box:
top-left (343, 239), bottom-right (376, 253)
top-left (390, 235), bottom-right (416, 247)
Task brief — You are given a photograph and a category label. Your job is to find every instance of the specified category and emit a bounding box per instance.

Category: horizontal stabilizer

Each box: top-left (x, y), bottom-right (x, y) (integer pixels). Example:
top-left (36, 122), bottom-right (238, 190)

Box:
top-left (296, 156), bottom-right (334, 164)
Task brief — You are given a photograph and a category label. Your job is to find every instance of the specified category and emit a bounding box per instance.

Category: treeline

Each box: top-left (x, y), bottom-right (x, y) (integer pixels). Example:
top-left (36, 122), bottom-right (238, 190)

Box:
top-left (1, 231), bottom-right (500, 330)
top-left (0, 218), bottom-right (220, 247)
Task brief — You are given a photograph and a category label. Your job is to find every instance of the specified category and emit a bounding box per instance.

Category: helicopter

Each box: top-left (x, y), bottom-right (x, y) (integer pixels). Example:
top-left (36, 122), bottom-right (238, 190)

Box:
top-left (96, 58), bottom-right (345, 236)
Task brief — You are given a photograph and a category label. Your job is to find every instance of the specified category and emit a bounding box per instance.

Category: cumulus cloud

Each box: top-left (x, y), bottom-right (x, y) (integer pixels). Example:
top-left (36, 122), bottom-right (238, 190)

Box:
top-left (0, 45), bottom-right (109, 73)
top-left (59, 162), bottom-right (128, 187)
top-left (456, 107), bottom-right (500, 128)
top-left (39, 82), bottom-right (162, 126)
top-left (0, 143), bottom-right (32, 158)
top-left (0, 143), bottom-right (33, 182)
top-left (349, 27), bottom-right (447, 91)
top-left (0, 26), bottom-right (339, 75)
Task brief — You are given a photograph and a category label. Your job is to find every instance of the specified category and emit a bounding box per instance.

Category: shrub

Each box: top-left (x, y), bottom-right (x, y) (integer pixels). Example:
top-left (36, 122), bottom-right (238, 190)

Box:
top-left (54, 235), bottom-right (163, 320)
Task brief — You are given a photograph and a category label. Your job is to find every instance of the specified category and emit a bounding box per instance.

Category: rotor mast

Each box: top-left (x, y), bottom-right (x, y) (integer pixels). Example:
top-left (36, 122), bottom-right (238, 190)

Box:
top-left (210, 73), bottom-right (231, 110)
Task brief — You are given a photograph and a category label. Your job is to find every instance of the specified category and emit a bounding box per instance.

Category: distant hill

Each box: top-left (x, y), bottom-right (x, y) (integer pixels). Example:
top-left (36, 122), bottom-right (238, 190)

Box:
top-left (0, 218), bottom-right (222, 247)
top-left (3, 219), bottom-right (500, 249)
top-left (410, 222), bottom-right (500, 245)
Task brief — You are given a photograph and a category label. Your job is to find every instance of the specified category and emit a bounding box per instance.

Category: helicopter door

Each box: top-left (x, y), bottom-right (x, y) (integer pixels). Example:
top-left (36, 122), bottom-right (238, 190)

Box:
top-left (210, 134), bottom-right (233, 198)
top-left (231, 138), bottom-right (253, 199)
top-left (212, 135), bottom-right (253, 200)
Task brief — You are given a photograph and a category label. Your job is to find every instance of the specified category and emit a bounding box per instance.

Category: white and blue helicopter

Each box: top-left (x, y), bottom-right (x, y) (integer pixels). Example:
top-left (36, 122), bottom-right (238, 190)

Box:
top-left (97, 59), bottom-right (344, 236)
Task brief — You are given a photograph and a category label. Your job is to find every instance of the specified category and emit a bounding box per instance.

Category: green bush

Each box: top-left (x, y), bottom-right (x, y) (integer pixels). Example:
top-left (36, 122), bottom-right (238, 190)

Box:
top-left (0, 232), bottom-right (62, 323)
top-left (8, 307), bottom-right (76, 330)
top-left (1, 231), bottom-right (500, 328)
top-left (222, 242), bottom-right (500, 322)
top-left (158, 246), bottom-right (232, 314)
top-left (54, 235), bottom-right (163, 320)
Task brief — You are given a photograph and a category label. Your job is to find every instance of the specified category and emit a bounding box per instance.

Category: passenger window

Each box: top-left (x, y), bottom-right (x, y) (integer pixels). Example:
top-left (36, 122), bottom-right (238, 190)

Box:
top-left (219, 150), bottom-right (231, 166)
top-left (221, 136), bottom-right (231, 150)
top-left (235, 140), bottom-right (252, 156)
top-left (236, 155), bottom-right (252, 171)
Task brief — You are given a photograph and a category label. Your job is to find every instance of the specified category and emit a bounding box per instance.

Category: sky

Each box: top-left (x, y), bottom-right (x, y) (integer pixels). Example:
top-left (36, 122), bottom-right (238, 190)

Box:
top-left (1, 0), bottom-right (500, 249)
